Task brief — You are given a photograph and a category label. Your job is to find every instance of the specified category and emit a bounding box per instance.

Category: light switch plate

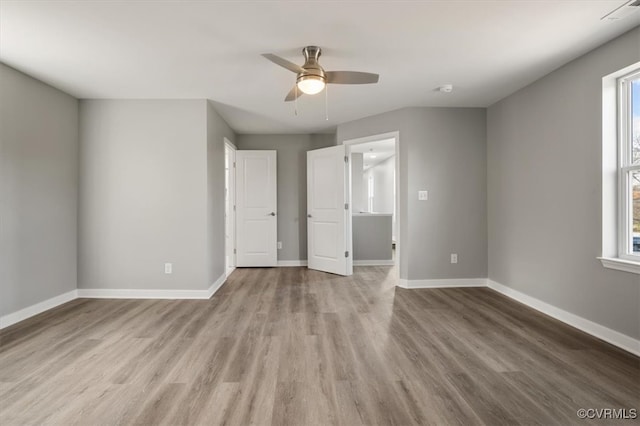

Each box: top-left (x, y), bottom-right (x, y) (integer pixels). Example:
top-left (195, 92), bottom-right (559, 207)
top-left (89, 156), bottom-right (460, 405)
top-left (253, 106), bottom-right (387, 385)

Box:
top-left (164, 263), bottom-right (172, 274)
top-left (277, 241), bottom-right (282, 249)
top-left (418, 190), bottom-right (429, 201)
top-left (450, 254), bottom-right (458, 264)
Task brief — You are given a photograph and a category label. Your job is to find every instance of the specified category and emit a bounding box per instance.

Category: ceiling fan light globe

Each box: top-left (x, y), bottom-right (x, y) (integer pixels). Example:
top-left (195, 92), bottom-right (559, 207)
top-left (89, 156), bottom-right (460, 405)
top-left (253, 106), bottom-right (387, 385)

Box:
top-left (297, 76), bottom-right (325, 95)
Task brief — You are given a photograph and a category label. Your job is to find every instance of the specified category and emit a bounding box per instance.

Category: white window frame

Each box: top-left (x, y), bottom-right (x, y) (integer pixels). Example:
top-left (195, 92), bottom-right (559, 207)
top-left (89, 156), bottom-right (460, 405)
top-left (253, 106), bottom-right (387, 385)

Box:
top-left (599, 64), bottom-right (640, 275)
top-left (617, 70), bottom-right (640, 263)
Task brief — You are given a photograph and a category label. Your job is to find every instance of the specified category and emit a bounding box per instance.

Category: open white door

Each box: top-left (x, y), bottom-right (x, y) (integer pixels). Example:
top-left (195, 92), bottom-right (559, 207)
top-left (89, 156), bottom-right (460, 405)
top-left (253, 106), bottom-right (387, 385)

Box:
top-left (307, 145), bottom-right (352, 276)
top-left (236, 150), bottom-right (277, 267)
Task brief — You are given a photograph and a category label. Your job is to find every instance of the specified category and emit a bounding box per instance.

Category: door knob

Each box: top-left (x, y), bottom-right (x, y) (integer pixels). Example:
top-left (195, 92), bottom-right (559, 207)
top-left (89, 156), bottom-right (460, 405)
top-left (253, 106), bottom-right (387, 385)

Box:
top-left (307, 214), bottom-right (312, 218)
top-left (269, 212), bottom-right (276, 216)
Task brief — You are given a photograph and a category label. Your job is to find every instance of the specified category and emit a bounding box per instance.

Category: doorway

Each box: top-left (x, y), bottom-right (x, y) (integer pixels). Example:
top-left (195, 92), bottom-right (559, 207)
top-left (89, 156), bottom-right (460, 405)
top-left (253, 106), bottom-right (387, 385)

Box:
top-left (344, 132), bottom-right (400, 273)
top-left (224, 139), bottom-right (236, 277)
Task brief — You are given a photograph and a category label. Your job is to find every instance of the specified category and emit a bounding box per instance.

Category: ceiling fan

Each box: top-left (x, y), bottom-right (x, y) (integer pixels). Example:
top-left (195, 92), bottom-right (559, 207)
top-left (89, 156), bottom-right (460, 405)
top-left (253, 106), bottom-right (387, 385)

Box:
top-left (262, 46), bottom-right (379, 102)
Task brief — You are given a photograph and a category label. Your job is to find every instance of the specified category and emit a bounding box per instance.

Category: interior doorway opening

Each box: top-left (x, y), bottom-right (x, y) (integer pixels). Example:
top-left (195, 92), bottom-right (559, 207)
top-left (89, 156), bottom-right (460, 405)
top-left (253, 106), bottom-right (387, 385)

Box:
top-left (344, 132), bottom-right (400, 274)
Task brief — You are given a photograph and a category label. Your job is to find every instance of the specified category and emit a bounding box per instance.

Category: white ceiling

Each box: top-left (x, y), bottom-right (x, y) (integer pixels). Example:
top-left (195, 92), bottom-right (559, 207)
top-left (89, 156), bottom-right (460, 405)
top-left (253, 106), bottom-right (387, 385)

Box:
top-left (351, 138), bottom-right (395, 169)
top-left (351, 138), bottom-right (395, 154)
top-left (1, 1), bottom-right (639, 134)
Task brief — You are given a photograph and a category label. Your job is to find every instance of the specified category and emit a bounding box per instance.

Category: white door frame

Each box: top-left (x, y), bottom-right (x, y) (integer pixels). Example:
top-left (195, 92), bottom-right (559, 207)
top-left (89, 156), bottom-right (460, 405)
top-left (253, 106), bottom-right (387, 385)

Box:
top-left (343, 131), bottom-right (400, 282)
top-left (224, 138), bottom-right (236, 277)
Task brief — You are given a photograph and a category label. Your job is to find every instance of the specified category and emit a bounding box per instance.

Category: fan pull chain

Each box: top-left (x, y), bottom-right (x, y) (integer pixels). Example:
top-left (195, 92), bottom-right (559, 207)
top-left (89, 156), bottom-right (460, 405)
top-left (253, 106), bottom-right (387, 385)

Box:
top-left (294, 85), bottom-right (298, 116)
top-left (324, 84), bottom-right (329, 121)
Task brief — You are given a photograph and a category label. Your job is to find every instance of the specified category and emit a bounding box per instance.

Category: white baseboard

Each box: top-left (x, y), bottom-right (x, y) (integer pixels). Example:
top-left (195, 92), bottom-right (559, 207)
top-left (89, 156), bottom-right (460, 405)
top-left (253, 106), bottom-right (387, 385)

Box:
top-left (277, 260), bottom-right (308, 267)
top-left (0, 289), bottom-right (78, 329)
top-left (397, 276), bottom-right (639, 355)
top-left (225, 267), bottom-right (236, 278)
top-left (207, 273), bottom-right (227, 298)
top-left (77, 273), bottom-right (228, 301)
top-left (277, 260), bottom-right (395, 267)
top-left (0, 274), bottom-right (229, 330)
top-left (487, 279), bottom-right (640, 357)
top-left (398, 278), bottom-right (487, 289)
top-left (4, 275), bottom-right (637, 357)
top-left (354, 260), bottom-right (395, 266)
top-left (78, 286), bottom-right (215, 300)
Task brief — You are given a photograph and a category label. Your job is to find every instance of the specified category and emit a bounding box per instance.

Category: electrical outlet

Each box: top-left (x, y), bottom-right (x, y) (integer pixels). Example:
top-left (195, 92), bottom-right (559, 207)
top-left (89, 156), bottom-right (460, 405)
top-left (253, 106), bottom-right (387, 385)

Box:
top-left (450, 254), bottom-right (458, 264)
top-left (277, 241), bottom-right (282, 250)
top-left (164, 263), bottom-right (172, 274)
top-left (418, 190), bottom-right (429, 201)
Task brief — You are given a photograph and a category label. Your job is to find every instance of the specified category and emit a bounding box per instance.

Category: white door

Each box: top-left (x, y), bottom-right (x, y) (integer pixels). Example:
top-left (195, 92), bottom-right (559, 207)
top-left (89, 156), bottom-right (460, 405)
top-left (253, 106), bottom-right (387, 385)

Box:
top-left (307, 145), bottom-right (352, 276)
top-left (236, 150), bottom-right (277, 267)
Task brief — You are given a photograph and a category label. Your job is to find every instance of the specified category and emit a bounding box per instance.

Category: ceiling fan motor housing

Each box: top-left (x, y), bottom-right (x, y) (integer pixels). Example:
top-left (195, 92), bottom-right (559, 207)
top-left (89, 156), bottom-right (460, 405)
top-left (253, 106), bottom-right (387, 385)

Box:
top-left (298, 46), bottom-right (326, 83)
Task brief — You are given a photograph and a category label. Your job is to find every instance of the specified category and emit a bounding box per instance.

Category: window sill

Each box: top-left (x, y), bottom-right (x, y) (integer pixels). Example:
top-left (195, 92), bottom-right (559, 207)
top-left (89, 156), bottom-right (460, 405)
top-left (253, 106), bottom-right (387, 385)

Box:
top-left (598, 257), bottom-right (640, 275)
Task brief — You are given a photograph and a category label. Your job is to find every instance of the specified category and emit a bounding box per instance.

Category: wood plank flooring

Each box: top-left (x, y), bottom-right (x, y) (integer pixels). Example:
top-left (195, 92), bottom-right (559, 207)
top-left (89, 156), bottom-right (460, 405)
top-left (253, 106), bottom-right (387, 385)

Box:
top-left (1, 266), bottom-right (638, 425)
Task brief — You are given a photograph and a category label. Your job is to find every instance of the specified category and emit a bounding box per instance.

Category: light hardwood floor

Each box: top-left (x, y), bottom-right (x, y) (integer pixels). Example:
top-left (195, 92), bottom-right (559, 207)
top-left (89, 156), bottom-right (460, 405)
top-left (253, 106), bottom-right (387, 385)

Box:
top-left (1, 266), bottom-right (638, 425)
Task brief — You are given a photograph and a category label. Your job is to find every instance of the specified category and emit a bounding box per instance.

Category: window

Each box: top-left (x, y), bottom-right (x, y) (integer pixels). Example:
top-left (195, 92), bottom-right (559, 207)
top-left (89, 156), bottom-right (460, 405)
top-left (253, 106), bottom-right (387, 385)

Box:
top-left (367, 174), bottom-right (374, 213)
top-left (618, 70), bottom-right (640, 261)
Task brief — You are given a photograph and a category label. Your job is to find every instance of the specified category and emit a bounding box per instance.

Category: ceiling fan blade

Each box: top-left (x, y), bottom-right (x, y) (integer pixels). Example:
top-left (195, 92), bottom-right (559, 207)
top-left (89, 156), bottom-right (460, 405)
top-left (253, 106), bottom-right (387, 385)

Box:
top-left (284, 85), bottom-right (303, 102)
top-left (326, 71), bottom-right (379, 84)
top-left (262, 53), bottom-right (305, 74)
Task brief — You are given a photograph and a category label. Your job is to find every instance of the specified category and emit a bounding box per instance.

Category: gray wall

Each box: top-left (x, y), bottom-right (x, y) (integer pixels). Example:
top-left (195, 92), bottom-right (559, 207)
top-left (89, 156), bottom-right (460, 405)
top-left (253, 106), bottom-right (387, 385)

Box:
top-left (353, 215), bottom-right (393, 261)
top-left (79, 100), bottom-right (210, 290)
top-left (236, 134), bottom-right (335, 261)
top-left (206, 101), bottom-right (235, 285)
top-left (337, 107), bottom-right (487, 281)
top-left (0, 63), bottom-right (78, 316)
top-left (487, 28), bottom-right (640, 339)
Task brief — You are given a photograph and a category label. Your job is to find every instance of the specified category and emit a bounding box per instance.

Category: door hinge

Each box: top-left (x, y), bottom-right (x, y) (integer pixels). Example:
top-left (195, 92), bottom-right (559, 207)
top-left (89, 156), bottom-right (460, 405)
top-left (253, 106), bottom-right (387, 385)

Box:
top-left (344, 156), bottom-right (348, 163)
top-left (233, 248), bottom-right (236, 254)
top-left (345, 251), bottom-right (349, 258)
top-left (233, 161), bottom-right (236, 168)
top-left (344, 203), bottom-right (349, 210)
top-left (233, 205), bottom-right (236, 211)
